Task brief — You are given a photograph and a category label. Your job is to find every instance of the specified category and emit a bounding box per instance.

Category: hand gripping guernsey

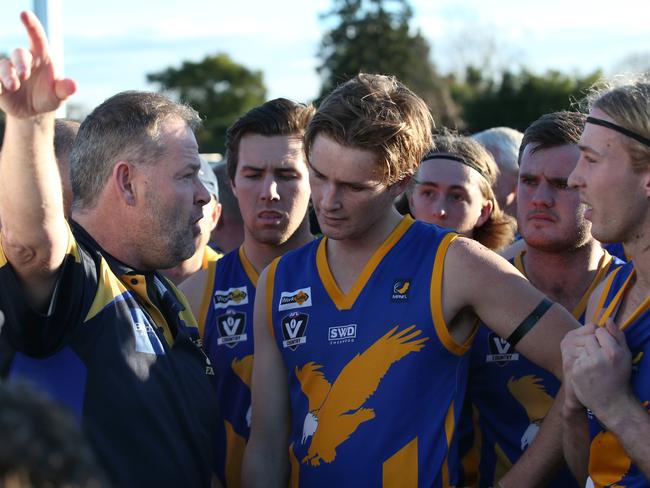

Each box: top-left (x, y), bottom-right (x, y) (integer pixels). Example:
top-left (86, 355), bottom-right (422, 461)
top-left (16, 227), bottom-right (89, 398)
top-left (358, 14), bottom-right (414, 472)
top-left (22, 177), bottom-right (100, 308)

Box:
top-left (586, 261), bottom-right (650, 488)
top-left (197, 246), bottom-right (258, 487)
top-left (0, 221), bottom-right (218, 488)
top-left (268, 216), bottom-right (470, 488)
top-left (459, 250), bottom-right (621, 488)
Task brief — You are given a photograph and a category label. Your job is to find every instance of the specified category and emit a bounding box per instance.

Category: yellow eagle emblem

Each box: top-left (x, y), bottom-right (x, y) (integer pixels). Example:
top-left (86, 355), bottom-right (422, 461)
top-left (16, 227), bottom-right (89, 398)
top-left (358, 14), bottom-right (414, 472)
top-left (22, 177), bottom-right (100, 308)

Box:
top-left (295, 325), bottom-right (428, 466)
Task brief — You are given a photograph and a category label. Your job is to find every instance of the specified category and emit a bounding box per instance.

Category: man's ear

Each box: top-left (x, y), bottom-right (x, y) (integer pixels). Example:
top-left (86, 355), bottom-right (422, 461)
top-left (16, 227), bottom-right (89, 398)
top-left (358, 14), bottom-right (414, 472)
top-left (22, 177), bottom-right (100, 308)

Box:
top-left (643, 168), bottom-right (650, 199)
top-left (476, 199), bottom-right (494, 228)
top-left (113, 161), bottom-right (137, 205)
top-left (390, 175), bottom-right (412, 198)
top-left (210, 202), bottom-right (222, 232)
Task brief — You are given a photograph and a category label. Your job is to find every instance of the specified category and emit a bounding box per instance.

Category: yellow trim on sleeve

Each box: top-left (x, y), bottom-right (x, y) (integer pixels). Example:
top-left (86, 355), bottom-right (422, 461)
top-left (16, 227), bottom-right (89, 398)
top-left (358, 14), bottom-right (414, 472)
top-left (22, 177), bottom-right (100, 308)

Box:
top-left (596, 269), bottom-right (633, 328)
top-left (197, 259), bottom-right (219, 339)
top-left (316, 216), bottom-right (414, 310)
top-left (84, 257), bottom-right (130, 322)
top-left (239, 246), bottom-right (259, 286)
top-left (591, 268), bottom-right (620, 324)
top-left (266, 258), bottom-right (280, 342)
top-left (572, 250), bottom-right (613, 320)
top-left (201, 246), bottom-right (222, 269)
top-left (513, 250), bottom-right (525, 275)
top-left (430, 233), bottom-right (472, 356)
top-left (596, 266), bottom-right (649, 331)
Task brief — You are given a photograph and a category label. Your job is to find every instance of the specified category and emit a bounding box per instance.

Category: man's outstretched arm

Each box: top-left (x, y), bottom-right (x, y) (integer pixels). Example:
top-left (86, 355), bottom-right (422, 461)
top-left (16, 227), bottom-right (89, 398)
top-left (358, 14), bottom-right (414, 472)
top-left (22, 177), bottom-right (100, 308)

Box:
top-left (0, 11), bottom-right (76, 310)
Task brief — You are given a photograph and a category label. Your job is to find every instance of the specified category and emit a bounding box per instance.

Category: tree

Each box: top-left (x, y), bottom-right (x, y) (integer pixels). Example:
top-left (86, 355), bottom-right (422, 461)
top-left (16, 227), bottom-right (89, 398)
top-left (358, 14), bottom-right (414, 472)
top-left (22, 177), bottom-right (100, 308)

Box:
top-left (451, 68), bottom-right (603, 132)
top-left (147, 54), bottom-right (267, 153)
top-left (316, 0), bottom-right (461, 127)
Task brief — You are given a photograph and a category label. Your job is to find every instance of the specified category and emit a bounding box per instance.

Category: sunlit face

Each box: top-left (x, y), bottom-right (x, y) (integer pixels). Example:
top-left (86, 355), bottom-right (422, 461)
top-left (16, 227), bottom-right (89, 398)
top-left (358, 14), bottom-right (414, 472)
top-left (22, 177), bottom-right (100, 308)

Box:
top-left (517, 143), bottom-right (590, 252)
top-left (408, 158), bottom-right (490, 237)
top-left (308, 134), bottom-right (400, 242)
top-left (568, 108), bottom-right (649, 244)
top-left (232, 134), bottom-right (310, 246)
top-left (138, 118), bottom-right (210, 269)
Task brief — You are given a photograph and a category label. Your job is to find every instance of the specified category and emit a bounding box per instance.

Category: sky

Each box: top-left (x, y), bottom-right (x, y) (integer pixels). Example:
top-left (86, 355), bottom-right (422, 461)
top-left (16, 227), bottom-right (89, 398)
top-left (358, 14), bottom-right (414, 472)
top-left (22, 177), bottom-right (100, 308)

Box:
top-left (1, 0), bottom-right (648, 116)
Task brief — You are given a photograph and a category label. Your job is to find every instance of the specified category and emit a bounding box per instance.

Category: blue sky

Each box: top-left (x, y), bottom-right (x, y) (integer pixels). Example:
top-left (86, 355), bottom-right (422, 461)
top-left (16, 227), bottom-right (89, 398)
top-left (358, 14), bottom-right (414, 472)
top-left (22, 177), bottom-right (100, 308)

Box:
top-left (1, 0), bottom-right (648, 115)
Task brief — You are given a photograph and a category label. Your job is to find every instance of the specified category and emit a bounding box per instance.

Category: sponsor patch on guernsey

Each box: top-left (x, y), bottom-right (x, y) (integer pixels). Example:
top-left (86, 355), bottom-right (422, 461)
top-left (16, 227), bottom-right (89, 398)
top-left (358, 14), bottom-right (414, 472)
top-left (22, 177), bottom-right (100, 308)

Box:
top-left (213, 286), bottom-right (249, 309)
top-left (328, 324), bottom-right (357, 344)
top-left (277, 287), bottom-right (312, 311)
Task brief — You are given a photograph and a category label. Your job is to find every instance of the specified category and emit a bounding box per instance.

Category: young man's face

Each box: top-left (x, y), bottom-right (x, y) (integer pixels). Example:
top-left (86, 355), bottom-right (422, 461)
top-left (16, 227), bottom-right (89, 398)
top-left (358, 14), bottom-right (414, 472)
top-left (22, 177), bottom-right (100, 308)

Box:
top-left (569, 107), bottom-right (650, 245)
top-left (232, 133), bottom-right (310, 246)
top-left (409, 158), bottom-right (490, 237)
top-left (517, 143), bottom-right (591, 252)
top-left (308, 134), bottom-right (399, 242)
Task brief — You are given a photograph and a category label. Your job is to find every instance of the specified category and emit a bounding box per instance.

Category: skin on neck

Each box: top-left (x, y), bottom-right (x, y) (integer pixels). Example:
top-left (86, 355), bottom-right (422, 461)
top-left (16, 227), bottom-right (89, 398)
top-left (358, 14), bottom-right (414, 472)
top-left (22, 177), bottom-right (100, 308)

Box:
top-left (521, 238), bottom-right (605, 310)
top-left (162, 247), bottom-right (205, 285)
top-left (242, 216), bottom-right (313, 274)
top-left (326, 204), bottom-right (404, 261)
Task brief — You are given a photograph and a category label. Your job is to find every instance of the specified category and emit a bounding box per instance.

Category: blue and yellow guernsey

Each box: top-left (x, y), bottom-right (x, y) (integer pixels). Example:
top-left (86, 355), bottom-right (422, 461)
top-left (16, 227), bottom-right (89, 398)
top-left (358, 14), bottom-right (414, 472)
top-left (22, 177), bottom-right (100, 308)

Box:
top-left (267, 216), bottom-right (470, 487)
top-left (586, 261), bottom-right (650, 488)
top-left (0, 221), bottom-right (218, 488)
top-left (198, 246), bottom-right (258, 488)
top-left (460, 250), bottom-right (620, 488)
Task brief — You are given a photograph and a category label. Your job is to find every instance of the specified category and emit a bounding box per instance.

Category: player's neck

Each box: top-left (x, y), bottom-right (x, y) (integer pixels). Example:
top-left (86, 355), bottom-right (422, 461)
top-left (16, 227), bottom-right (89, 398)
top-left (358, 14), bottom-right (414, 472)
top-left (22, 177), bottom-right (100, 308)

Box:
top-left (521, 239), bottom-right (604, 309)
top-left (243, 220), bottom-right (313, 274)
top-left (325, 209), bottom-right (404, 294)
top-left (620, 226), bottom-right (650, 290)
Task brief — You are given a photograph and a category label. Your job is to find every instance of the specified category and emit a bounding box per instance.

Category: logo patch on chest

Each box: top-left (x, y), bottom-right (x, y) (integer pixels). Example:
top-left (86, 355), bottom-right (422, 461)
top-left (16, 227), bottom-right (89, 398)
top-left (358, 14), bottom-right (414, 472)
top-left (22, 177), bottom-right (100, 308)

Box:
top-left (281, 312), bottom-right (309, 350)
top-left (213, 286), bottom-right (249, 309)
top-left (278, 287), bottom-right (312, 311)
top-left (392, 279), bottom-right (411, 301)
top-left (328, 324), bottom-right (357, 345)
top-left (216, 309), bottom-right (248, 347)
top-left (486, 332), bottom-right (519, 366)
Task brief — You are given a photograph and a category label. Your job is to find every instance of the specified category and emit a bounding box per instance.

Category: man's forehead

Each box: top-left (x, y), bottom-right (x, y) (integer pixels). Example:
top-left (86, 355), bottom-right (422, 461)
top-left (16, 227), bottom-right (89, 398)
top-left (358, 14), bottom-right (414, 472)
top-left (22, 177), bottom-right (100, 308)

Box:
top-left (521, 144), bottom-right (578, 172)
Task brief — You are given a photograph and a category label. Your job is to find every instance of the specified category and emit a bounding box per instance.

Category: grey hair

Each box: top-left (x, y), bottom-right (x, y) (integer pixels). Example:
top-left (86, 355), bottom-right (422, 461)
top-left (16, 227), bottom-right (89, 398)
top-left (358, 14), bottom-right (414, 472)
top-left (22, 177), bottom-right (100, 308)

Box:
top-left (472, 127), bottom-right (524, 174)
top-left (70, 91), bottom-right (201, 210)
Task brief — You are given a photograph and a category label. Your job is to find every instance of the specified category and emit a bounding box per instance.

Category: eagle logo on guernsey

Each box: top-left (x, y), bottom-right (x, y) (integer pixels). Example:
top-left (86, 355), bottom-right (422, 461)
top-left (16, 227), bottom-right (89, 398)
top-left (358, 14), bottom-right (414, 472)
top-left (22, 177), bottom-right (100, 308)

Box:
top-left (213, 286), bottom-right (249, 309)
top-left (282, 312), bottom-right (309, 350)
top-left (391, 280), bottom-right (411, 301)
top-left (216, 310), bottom-right (248, 348)
top-left (295, 325), bottom-right (428, 466)
top-left (278, 287), bottom-right (313, 311)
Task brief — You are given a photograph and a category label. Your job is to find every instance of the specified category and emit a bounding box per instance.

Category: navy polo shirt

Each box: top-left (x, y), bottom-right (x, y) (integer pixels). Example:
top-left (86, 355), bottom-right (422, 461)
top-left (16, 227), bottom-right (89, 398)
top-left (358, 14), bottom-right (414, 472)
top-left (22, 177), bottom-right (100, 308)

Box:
top-left (0, 220), bottom-right (219, 487)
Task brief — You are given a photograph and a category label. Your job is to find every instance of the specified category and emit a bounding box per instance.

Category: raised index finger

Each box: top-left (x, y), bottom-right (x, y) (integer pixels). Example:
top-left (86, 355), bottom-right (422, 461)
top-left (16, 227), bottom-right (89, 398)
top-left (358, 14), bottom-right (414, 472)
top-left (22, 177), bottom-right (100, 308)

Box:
top-left (20, 11), bottom-right (50, 60)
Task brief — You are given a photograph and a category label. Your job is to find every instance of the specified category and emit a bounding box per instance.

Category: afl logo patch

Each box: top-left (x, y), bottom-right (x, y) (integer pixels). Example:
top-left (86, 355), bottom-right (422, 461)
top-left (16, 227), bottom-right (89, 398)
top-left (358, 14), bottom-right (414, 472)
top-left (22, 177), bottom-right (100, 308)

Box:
top-left (486, 332), bottom-right (519, 366)
top-left (281, 312), bottom-right (309, 350)
top-left (216, 309), bottom-right (248, 348)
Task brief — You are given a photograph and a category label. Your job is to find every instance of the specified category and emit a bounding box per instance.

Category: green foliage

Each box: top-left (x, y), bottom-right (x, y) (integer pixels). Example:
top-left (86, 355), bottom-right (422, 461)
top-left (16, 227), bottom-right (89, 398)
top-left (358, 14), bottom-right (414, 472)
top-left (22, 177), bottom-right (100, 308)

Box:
top-left (317, 0), bottom-right (461, 127)
top-left (451, 67), bottom-right (603, 132)
top-left (147, 53), bottom-right (267, 153)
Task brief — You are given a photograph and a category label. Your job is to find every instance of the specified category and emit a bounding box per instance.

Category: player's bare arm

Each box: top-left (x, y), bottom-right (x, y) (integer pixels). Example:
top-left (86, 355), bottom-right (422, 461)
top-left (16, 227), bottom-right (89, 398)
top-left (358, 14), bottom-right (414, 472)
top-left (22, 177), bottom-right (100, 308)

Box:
top-left (0, 11), bottom-right (76, 309)
top-left (443, 236), bottom-right (578, 378)
top-left (242, 264), bottom-right (291, 487)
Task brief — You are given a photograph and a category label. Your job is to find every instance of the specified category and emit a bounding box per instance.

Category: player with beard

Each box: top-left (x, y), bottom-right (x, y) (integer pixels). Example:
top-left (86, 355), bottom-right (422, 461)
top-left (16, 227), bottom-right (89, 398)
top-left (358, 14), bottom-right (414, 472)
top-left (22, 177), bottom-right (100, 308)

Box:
top-left (181, 98), bottom-right (314, 487)
top-left (0, 13), bottom-right (217, 487)
top-left (562, 77), bottom-right (650, 487)
top-left (460, 111), bottom-right (622, 487)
